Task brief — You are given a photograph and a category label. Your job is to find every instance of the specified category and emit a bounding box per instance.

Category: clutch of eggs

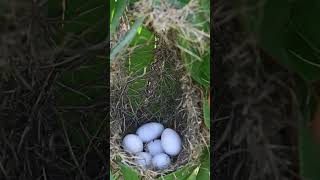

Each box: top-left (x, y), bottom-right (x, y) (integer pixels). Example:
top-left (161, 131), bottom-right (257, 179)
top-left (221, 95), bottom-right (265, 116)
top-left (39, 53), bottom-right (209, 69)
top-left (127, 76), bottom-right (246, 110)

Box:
top-left (122, 122), bottom-right (182, 170)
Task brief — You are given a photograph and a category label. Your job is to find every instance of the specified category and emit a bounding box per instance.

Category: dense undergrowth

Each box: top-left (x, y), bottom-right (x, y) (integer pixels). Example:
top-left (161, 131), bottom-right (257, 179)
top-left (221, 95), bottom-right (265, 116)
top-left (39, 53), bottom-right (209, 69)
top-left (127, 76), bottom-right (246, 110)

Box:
top-left (0, 1), bottom-right (107, 179)
top-left (214, 0), bottom-right (320, 179)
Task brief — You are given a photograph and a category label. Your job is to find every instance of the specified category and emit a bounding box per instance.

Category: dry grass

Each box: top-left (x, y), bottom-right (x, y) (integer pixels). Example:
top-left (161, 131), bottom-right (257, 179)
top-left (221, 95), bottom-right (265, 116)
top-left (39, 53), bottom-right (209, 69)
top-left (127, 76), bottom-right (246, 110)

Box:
top-left (133, 0), bottom-right (209, 59)
top-left (110, 34), bottom-right (209, 179)
top-left (111, 0), bottom-right (210, 178)
top-left (0, 1), bottom-right (107, 179)
top-left (134, 0), bottom-right (208, 36)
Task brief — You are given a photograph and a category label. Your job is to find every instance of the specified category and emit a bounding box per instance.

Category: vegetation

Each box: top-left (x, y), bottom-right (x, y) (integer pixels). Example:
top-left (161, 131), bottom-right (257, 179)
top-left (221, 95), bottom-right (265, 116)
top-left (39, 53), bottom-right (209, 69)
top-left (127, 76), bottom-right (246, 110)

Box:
top-left (214, 0), bottom-right (320, 179)
top-left (110, 0), bottom-right (210, 179)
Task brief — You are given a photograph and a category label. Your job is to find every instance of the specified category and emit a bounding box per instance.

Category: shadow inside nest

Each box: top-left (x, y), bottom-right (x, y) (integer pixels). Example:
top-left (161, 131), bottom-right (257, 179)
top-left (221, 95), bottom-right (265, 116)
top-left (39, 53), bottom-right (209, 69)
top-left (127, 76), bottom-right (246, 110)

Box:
top-left (110, 34), bottom-right (207, 178)
top-left (213, 1), bottom-right (300, 180)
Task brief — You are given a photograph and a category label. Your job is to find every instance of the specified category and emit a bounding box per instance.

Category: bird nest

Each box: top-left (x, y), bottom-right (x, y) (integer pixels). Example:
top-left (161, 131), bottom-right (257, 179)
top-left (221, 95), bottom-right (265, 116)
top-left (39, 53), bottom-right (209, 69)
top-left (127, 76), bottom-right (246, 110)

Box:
top-left (110, 35), bottom-right (208, 178)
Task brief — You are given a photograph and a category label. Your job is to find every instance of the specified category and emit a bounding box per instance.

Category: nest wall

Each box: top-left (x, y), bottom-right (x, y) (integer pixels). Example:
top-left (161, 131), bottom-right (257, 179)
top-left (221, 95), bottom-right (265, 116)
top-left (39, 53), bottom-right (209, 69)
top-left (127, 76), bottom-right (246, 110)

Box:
top-left (110, 35), bottom-right (208, 178)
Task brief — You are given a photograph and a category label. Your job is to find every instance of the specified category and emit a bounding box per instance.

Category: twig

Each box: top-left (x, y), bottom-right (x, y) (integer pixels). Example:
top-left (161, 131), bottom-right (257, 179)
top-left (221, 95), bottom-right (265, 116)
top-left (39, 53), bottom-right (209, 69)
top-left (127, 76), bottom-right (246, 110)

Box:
top-left (56, 81), bottom-right (92, 100)
top-left (59, 114), bottom-right (87, 180)
top-left (0, 160), bottom-right (9, 180)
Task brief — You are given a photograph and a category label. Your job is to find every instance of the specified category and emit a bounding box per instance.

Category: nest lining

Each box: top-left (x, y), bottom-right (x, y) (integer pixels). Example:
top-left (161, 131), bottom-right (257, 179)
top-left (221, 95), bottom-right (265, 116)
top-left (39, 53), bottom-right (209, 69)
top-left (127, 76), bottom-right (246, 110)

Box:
top-left (110, 35), bottom-right (208, 178)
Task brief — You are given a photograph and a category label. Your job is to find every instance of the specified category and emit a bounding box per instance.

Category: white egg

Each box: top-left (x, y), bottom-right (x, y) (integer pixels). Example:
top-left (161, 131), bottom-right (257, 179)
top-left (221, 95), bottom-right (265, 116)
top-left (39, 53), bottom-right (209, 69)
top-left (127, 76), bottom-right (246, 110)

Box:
top-left (152, 153), bottom-right (171, 170)
top-left (136, 122), bottom-right (164, 142)
top-left (122, 134), bottom-right (143, 154)
top-left (135, 152), bottom-right (152, 168)
top-left (146, 139), bottom-right (164, 156)
top-left (161, 128), bottom-right (182, 156)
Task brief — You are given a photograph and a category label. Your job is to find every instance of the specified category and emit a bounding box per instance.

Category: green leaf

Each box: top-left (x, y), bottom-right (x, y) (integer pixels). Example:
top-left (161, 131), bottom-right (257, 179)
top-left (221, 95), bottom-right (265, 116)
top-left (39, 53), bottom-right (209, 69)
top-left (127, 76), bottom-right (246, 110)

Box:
top-left (291, 0), bottom-right (320, 50)
top-left (200, 0), bottom-right (210, 12)
top-left (110, 16), bottom-right (145, 60)
top-left (203, 93), bottom-right (210, 129)
top-left (295, 80), bottom-right (320, 180)
top-left (173, 0), bottom-right (210, 89)
top-left (176, 7), bottom-right (210, 89)
top-left (239, 1), bottom-right (320, 176)
top-left (186, 167), bottom-right (199, 180)
top-left (110, 171), bottom-right (114, 180)
top-left (167, 0), bottom-right (191, 8)
top-left (120, 164), bottom-right (140, 180)
top-left (238, 0), bottom-right (320, 81)
top-left (177, 32), bottom-right (210, 88)
top-left (196, 148), bottom-right (210, 180)
top-left (160, 166), bottom-right (195, 180)
top-left (160, 149), bottom-right (210, 180)
top-left (238, 0), bottom-right (291, 70)
top-left (128, 26), bottom-right (155, 73)
top-left (240, 0), bottom-right (320, 175)
top-left (110, 0), bottom-right (115, 21)
top-left (110, 0), bottom-right (127, 36)
top-left (126, 26), bottom-right (155, 110)
top-left (286, 0), bottom-right (320, 81)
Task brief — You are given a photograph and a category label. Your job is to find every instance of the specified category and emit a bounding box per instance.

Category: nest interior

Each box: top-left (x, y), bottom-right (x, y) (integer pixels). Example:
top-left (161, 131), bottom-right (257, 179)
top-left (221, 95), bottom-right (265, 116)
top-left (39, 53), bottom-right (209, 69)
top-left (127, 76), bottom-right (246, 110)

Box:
top-left (110, 34), bottom-right (207, 177)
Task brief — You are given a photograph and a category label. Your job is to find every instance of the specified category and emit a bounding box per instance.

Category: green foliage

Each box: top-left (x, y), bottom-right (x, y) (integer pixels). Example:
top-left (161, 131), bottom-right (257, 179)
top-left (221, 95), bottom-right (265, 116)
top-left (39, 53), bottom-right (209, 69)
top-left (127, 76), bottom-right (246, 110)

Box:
top-left (111, 17), bottom-right (145, 60)
top-left (168, 0), bottom-right (191, 8)
top-left (177, 0), bottom-right (210, 129)
top-left (196, 148), bottom-right (210, 180)
top-left (111, 0), bottom-right (210, 178)
top-left (178, 40), bottom-right (210, 90)
top-left (180, 45), bottom-right (210, 89)
top-left (127, 26), bottom-right (155, 74)
top-left (239, 0), bottom-right (320, 82)
top-left (110, 171), bottom-right (115, 180)
top-left (49, 0), bottom-right (106, 148)
top-left (186, 167), bottom-right (199, 180)
top-left (161, 166), bottom-right (195, 180)
top-left (287, 0), bottom-right (320, 81)
top-left (295, 80), bottom-right (320, 180)
top-left (203, 94), bottom-right (210, 129)
top-left (120, 164), bottom-right (140, 180)
top-left (126, 26), bottom-right (155, 110)
top-left (160, 148), bottom-right (210, 180)
top-left (110, 0), bottom-right (146, 60)
top-left (110, 0), bottom-right (127, 36)
top-left (176, 0), bottom-right (210, 90)
top-left (56, 58), bottom-right (105, 106)
top-left (238, 0), bottom-right (320, 179)
top-left (55, 57), bottom-right (106, 148)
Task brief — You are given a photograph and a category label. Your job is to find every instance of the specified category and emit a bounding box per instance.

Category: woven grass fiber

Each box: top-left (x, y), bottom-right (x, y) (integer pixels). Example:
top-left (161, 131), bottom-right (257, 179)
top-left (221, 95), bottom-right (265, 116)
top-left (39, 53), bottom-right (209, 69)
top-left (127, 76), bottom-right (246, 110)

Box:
top-left (110, 33), bottom-right (209, 179)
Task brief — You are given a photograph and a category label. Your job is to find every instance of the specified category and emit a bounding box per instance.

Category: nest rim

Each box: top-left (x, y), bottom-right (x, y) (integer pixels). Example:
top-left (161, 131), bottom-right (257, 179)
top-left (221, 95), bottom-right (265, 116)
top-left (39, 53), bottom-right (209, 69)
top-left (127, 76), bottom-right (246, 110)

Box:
top-left (110, 36), bottom-right (209, 178)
